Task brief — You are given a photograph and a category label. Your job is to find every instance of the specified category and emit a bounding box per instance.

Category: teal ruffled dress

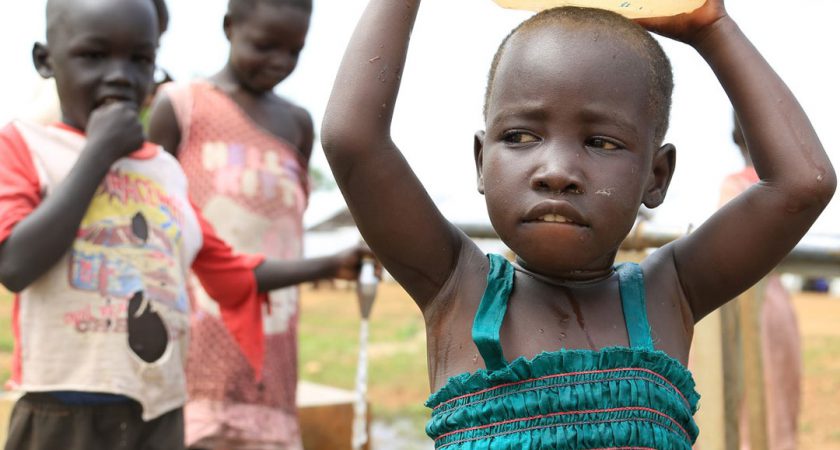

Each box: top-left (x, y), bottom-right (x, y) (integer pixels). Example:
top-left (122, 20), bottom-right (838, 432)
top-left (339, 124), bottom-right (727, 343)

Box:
top-left (425, 254), bottom-right (700, 449)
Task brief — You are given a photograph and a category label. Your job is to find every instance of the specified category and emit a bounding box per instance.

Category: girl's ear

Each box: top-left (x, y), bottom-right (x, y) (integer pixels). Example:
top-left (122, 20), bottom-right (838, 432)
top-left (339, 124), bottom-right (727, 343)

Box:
top-left (474, 130), bottom-right (486, 195)
top-left (32, 43), bottom-right (53, 79)
top-left (223, 14), bottom-right (234, 41)
top-left (643, 143), bottom-right (676, 208)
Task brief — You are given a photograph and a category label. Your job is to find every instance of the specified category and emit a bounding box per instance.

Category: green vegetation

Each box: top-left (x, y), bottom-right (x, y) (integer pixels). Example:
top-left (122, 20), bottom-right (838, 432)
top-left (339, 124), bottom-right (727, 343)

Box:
top-left (297, 284), bottom-right (431, 432)
top-left (0, 290), bottom-right (13, 382)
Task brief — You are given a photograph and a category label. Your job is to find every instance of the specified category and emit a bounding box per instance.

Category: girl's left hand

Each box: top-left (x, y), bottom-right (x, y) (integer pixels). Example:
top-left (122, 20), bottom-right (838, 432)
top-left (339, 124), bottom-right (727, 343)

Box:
top-left (635, 0), bottom-right (728, 46)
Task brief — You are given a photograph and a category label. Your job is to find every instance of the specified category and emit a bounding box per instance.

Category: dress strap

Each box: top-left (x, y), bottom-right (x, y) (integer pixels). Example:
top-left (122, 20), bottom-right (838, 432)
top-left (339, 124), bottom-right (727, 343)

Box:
top-left (616, 262), bottom-right (654, 351)
top-left (472, 254), bottom-right (514, 372)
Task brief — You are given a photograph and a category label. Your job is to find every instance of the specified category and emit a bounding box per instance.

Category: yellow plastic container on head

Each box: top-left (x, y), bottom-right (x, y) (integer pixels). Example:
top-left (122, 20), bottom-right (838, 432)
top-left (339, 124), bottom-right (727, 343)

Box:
top-left (492, 0), bottom-right (706, 18)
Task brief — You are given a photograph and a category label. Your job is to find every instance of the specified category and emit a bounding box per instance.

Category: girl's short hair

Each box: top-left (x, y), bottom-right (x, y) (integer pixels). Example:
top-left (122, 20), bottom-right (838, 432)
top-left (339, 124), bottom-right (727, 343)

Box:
top-left (484, 7), bottom-right (674, 144)
top-left (228, 0), bottom-right (312, 21)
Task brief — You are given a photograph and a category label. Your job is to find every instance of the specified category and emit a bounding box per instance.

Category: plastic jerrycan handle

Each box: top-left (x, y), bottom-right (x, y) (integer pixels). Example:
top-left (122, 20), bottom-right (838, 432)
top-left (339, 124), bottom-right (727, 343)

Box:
top-left (492, 0), bottom-right (706, 18)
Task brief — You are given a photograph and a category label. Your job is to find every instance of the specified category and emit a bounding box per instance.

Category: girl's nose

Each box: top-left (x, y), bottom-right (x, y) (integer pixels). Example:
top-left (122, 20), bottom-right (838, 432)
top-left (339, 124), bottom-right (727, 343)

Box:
top-left (529, 149), bottom-right (584, 194)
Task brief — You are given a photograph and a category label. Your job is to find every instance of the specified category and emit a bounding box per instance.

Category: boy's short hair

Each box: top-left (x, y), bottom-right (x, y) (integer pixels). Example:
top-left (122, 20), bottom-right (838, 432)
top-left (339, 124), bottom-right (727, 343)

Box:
top-left (228, 0), bottom-right (313, 21)
top-left (46, 0), bottom-right (168, 39)
top-left (484, 7), bottom-right (674, 144)
top-left (151, 0), bottom-right (169, 35)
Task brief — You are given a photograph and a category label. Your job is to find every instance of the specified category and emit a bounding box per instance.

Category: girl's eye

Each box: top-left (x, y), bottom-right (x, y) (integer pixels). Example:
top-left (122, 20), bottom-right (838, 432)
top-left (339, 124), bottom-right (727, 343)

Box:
top-left (587, 137), bottom-right (622, 151)
top-left (502, 131), bottom-right (540, 145)
top-left (133, 54), bottom-right (154, 65)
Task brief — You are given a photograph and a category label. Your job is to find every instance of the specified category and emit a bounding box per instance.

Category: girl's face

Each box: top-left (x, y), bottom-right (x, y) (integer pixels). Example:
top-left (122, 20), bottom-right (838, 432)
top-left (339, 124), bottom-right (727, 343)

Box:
top-left (476, 25), bottom-right (674, 279)
top-left (226, 2), bottom-right (310, 93)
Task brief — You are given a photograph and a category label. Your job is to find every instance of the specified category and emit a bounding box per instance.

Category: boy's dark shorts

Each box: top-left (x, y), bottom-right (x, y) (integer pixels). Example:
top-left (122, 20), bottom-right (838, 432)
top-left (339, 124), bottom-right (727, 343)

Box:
top-left (4, 393), bottom-right (184, 450)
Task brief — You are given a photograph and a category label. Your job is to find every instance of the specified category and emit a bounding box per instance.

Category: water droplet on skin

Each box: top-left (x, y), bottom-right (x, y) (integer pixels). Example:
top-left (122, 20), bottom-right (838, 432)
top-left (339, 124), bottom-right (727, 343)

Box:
top-left (566, 288), bottom-right (597, 350)
top-left (558, 332), bottom-right (567, 341)
top-left (472, 354), bottom-right (479, 364)
top-left (538, 328), bottom-right (545, 334)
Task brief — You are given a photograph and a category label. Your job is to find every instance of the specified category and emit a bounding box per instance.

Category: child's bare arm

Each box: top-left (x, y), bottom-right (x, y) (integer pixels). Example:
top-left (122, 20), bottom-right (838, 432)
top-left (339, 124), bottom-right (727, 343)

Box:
top-left (147, 92), bottom-right (182, 157)
top-left (253, 245), bottom-right (378, 291)
top-left (0, 104), bottom-right (146, 292)
top-left (640, 1), bottom-right (836, 321)
top-left (321, 0), bottom-right (466, 307)
top-left (293, 106), bottom-right (315, 163)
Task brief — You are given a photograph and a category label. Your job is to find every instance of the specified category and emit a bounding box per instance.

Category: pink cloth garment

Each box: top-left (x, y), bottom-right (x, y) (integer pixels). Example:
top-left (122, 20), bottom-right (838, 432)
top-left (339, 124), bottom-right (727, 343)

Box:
top-left (722, 168), bottom-right (802, 450)
top-left (165, 81), bottom-right (310, 450)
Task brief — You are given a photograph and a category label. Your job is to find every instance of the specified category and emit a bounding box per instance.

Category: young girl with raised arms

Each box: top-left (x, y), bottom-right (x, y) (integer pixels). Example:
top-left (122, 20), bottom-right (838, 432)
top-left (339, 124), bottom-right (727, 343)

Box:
top-left (320, 0), bottom-right (835, 447)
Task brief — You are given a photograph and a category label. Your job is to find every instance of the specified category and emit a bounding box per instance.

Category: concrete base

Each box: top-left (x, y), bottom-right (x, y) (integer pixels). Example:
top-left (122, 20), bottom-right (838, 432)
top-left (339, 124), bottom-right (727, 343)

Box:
top-left (298, 381), bottom-right (370, 450)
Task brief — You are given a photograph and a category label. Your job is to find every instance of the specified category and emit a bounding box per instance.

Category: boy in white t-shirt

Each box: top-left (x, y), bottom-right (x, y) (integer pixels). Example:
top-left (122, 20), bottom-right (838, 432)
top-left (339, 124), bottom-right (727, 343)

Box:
top-left (0, 1), bottom-right (372, 448)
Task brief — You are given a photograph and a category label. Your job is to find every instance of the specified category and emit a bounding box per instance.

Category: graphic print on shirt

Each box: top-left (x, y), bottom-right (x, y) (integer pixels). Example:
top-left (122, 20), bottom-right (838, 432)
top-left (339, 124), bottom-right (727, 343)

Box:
top-left (201, 141), bottom-right (305, 208)
top-left (197, 140), bottom-right (306, 334)
top-left (67, 169), bottom-right (188, 362)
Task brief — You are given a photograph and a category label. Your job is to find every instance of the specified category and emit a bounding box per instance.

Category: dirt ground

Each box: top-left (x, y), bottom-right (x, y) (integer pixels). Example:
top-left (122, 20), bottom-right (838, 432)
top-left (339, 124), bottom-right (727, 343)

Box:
top-left (298, 285), bottom-right (840, 449)
top-left (793, 293), bottom-right (840, 449)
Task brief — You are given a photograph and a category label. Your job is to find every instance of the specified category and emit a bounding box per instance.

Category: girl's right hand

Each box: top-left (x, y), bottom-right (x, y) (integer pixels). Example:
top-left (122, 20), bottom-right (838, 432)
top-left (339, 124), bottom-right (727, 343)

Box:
top-left (85, 102), bottom-right (146, 164)
top-left (331, 244), bottom-right (382, 282)
top-left (635, 0), bottom-right (728, 47)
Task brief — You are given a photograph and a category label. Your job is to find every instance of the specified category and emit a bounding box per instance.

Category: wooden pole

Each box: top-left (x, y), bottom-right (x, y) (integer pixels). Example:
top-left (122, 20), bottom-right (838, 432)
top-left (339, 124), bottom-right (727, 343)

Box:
top-left (739, 280), bottom-right (769, 450)
top-left (692, 300), bottom-right (743, 450)
top-left (720, 300), bottom-right (744, 450)
top-left (692, 308), bottom-right (727, 450)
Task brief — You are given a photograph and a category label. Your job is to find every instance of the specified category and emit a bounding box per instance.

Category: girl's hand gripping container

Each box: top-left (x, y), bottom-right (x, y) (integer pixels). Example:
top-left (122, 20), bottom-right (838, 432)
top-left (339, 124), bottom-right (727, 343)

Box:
top-left (492, 0), bottom-right (706, 18)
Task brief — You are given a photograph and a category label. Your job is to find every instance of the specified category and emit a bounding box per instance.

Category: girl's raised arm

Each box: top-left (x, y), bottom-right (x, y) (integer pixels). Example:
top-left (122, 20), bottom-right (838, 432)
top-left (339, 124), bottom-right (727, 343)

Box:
top-left (639, 1), bottom-right (835, 321)
top-left (321, 0), bottom-right (466, 308)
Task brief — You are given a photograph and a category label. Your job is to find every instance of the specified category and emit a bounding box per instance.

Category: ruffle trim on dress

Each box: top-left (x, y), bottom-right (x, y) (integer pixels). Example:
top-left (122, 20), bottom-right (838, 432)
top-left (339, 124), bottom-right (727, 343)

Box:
top-left (425, 346), bottom-right (699, 413)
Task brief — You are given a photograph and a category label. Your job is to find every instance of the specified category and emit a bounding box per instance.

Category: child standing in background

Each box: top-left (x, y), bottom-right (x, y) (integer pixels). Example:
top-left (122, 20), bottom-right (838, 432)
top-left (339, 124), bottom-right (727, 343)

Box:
top-left (321, 0), bottom-right (834, 448)
top-left (721, 118), bottom-right (801, 450)
top-left (148, 1), bottom-right (322, 448)
top-left (0, 0), bottom-right (371, 449)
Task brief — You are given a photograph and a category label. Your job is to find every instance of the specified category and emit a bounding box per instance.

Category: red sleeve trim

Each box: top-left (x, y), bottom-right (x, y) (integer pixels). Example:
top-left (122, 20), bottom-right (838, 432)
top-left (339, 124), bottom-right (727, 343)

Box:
top-left (0, 123), bottom-right (42, 245)
top-left (190, 202), bottom-right (268, 380)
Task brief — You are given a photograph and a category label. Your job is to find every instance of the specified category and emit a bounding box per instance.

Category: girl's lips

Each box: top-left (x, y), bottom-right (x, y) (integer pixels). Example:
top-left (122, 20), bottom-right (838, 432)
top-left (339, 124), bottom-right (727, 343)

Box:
top-left (523, 200), bottom-right (589, 227)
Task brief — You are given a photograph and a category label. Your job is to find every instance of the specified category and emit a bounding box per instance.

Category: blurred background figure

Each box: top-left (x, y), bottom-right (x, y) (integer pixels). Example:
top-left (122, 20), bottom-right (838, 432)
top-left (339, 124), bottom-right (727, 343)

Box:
top-left (720, 114), bottom-right (801, 450)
